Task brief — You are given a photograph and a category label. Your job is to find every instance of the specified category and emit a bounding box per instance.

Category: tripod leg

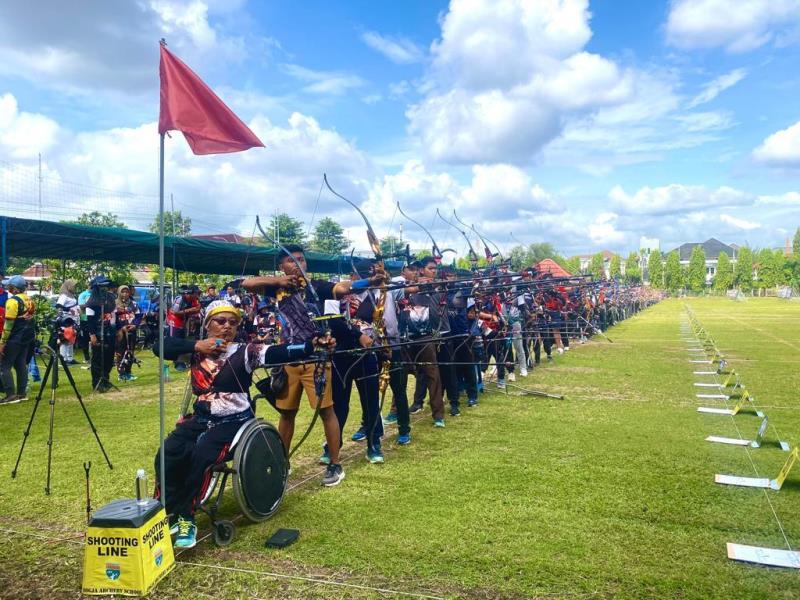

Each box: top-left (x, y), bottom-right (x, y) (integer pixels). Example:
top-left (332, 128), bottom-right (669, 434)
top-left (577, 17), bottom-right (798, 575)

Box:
top-left (59, 355), bottom-right (113, 470)
top-left (11, 352), bottom-right (53, 479)
top-left (45, 358), bottom-right (57, 495)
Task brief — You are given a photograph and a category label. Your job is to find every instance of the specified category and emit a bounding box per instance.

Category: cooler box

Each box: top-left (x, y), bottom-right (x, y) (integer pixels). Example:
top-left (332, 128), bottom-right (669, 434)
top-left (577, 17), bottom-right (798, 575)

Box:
top-left (82, 498), bottom-right (175, 596)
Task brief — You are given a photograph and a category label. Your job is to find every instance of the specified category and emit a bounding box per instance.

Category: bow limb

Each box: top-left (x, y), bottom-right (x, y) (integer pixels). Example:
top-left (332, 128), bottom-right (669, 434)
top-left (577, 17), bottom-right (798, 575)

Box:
top-left (440, 209), bottom-right (479, 269)
top-left (396, 201), bottom-right (445, 262)
top-left (255, 215), bottom-right (321, 304)
top-left (472, 224), bottom-right (505, 262)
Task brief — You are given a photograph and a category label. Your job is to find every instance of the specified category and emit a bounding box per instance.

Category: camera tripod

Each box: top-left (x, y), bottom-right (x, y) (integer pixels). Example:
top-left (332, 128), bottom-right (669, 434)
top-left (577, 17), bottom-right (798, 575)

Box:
top-left (11, 345), bottom-right (113, 495)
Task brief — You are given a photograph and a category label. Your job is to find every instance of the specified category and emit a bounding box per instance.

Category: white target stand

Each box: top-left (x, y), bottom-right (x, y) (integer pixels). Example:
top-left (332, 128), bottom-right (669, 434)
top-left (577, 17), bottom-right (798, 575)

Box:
top-left (715, 447), bottom-right (799, 490)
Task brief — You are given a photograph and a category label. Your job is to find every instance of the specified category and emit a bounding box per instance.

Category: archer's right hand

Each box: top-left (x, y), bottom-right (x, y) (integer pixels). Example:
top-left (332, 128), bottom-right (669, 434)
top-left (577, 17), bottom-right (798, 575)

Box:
top-left (194, 338), bottom-right (228, 356)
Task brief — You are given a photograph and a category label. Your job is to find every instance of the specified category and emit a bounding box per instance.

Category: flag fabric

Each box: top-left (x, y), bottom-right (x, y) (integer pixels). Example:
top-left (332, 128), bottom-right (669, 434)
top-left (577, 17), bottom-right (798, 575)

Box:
top-left (158, 44), bottom-right (264, 155)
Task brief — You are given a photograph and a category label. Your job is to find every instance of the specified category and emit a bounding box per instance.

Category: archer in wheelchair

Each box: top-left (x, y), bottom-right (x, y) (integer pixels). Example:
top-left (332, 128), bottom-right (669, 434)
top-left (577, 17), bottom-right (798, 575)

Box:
top-left (153, 300), bottom-right (333, 549)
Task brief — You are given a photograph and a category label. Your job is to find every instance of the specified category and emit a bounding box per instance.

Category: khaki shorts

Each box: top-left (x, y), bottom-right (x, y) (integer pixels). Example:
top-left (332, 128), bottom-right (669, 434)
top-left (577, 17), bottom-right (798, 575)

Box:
top-left (275, 363), bottom-right (333, 411)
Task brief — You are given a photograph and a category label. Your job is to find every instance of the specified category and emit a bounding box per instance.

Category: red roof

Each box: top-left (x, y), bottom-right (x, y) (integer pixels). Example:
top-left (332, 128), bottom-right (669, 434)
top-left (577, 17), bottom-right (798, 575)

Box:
top-left (536, 258), bottom-right (571, 278)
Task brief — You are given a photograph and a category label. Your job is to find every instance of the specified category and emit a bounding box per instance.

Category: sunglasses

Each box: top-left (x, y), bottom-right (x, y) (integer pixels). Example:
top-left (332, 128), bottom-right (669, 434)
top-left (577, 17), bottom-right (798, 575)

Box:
top-left (209, 316), bottom-right (241, 327)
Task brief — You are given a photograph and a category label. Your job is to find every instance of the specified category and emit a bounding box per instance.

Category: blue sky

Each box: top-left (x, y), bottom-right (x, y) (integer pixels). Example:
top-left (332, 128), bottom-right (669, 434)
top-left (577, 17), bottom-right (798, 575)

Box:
top-left (0, 0), bottom-right (799, 257)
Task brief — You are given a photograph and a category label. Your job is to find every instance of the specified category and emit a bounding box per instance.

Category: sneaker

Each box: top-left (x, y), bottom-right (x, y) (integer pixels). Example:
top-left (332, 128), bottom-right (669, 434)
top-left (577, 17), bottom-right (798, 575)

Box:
top-left (409, 403), bottom-right (423, 415)
top-left (547, 355), bottom-right (553, 363)
top-left (467, 398), bottom-right (478, 407)
top-left (397, 433), bottom-right (412, 445)
top-left (520, 368), bottom-right (528, 377)
top-left (322, 463), bottom-right (345, 487)
top-left (174, 517), bottom-right (197, 549)
top-left (0, 395), bottom-right (20, 405)
top-left (169, 515), bottom-right (180, 535)
top-left (351, 428), bottom-right (367, 442)
top-left (433, 418), bottom-right (445, 428)
top-left (127, 374), bottom-right (138, 381)
top-left (477, 382), bottom-right (485, 394)
top-left (366, 447), bottom-right (385, 464)
top-left (564, 346), bottom-right (570, 352)
top-left (67, 359), bottom-right (80, 365)
top-left (497, 380), bottom-right (506, 390)
top-left (15, 395), bottom-right (27, 403)
top-left (318, 449), bottom-right (331, 466)
top-left (508, 373), bottom-right (516, 382)
top-left (449, 406), bottom-right (461, 417)
top-left (557, 347), bottom-right (564, 355)
top-left (383, 412), bottom-right (398, 425)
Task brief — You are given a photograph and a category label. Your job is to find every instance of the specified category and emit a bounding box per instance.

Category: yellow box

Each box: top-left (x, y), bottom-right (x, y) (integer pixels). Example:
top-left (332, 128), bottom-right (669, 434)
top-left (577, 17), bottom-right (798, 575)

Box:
top-left (82, 498), bottom-right (175, 596)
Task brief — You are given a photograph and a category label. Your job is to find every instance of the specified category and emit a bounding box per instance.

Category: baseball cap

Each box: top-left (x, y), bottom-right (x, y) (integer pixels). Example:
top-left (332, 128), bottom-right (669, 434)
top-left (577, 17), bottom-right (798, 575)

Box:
top-left (2, 275), bottom-right (27, 290)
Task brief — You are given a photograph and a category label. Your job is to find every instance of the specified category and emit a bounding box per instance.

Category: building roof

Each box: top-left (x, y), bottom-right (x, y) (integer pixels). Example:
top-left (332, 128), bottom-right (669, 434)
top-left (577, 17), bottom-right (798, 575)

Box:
top-left (22, 262), bottom-right (52, 280)
top-left (669, 238), bottom-right (736, 261)
top-left (191, 233), bottom-right (250, 244)
top-left (536, 258), bottom-right (572, 278)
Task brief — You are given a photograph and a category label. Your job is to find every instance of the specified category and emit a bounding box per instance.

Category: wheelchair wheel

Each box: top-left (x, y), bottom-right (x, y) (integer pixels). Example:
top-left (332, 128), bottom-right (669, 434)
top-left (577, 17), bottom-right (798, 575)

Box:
top-left (213, 520), bottom-right (236, 546)
top-left (231, 419), bottom-right (288, 522)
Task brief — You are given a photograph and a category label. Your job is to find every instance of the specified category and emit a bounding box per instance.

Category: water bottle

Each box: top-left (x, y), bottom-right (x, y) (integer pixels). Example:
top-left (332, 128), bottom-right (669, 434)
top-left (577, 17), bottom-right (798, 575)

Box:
top-left (135, 469), bottom-right (149, 506)
top-left (162, 364), bottom-right (170, 382)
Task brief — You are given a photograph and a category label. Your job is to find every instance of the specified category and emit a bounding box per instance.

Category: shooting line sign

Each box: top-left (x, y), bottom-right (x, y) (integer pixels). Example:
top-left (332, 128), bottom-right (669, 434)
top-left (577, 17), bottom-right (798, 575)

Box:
top-left (82, 498), bottom-right (174, 596)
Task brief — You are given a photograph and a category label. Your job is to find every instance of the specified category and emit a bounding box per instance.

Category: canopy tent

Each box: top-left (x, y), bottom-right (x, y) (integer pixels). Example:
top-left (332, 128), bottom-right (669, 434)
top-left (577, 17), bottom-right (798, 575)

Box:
top-left (0, 216), bottom-right (400, 276)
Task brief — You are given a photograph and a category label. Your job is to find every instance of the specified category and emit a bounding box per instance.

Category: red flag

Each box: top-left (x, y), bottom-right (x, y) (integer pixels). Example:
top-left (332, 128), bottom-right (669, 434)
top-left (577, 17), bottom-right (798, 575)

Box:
top-left (158, 44), bottom-right (264, 155)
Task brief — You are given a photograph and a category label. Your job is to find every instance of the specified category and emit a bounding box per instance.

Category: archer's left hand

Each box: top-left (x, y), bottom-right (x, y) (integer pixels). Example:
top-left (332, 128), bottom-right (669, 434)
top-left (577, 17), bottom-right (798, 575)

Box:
top-left (312, 333), bottom-right (337, 352)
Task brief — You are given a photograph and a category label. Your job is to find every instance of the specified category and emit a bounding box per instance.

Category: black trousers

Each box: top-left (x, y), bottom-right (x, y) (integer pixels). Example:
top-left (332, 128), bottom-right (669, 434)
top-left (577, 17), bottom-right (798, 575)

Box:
top-left (388, 347), bottom-right (411, 436)
top-left (533, 329), bottom-right (553, 364)
top-left (1, 340), bottom-right (31, 397)
top-left (90, 340), bottom-right (115, 387)
top-left (155, 416), bottom-right (245, 520)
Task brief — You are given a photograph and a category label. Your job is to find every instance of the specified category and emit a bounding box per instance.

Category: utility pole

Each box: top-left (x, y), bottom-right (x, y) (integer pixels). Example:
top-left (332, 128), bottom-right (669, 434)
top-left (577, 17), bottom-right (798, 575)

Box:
top-left (38, 153), bottom-right (42, 219)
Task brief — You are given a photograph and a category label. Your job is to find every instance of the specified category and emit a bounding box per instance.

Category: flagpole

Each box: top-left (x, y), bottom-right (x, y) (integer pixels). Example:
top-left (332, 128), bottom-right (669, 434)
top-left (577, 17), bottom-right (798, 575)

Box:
top-left (158, 132), bottom-right (166, 506)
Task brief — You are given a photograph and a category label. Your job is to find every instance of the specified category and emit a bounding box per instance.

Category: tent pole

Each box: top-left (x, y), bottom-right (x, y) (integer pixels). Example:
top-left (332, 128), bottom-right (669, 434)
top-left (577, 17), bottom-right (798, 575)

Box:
top-left (158, 133), bottom-right (166, 507)
top-left (1, 216), bottom-right (6, 274)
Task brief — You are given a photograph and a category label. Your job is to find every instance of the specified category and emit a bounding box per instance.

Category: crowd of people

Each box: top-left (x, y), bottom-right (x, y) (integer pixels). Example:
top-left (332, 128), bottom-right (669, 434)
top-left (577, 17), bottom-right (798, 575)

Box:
top-left (0, 251), bottom-right (660, 548)
top-left (151, 245), bottom-right (660, 548)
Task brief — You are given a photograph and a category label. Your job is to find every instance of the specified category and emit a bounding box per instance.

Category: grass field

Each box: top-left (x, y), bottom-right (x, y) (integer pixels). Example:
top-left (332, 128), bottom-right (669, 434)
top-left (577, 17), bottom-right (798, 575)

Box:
top-left (1, 297), bottom-right (799, 599)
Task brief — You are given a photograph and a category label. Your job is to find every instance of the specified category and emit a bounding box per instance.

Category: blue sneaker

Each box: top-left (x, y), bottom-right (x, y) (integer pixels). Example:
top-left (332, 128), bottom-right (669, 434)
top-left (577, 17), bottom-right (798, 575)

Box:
top-left (467, 398), bottom-right (478, 407)
top-left (433, 419), bottom-right (445, 428)
top-left (174, 517), bottom-right (197, 549)
top-left (366, 447), bottom-right (385, 464)
top-left (383, 412), bottom-right (398, 425)
top-left (497, 380), bottom-right (506, 390)
top-left (351, 428), bottom-right (367, 442)
top-left (397, 433), bottom-right (411, 445)
top-left (449, 406), bottom-right (461, 417)
top-left (319, 447), bottom-right (331, 465)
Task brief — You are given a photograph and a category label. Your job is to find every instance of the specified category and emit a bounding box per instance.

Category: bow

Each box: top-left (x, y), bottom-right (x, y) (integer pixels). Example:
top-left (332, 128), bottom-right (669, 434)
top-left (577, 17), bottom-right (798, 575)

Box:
top-left (472, 223), bottom-right (504, 263)
top-left (436, 209), bottom-right (479, 271)
top-left (397, 202), bottom-right (455, 264)
top-left (323, 175), bottom-right (391, 448)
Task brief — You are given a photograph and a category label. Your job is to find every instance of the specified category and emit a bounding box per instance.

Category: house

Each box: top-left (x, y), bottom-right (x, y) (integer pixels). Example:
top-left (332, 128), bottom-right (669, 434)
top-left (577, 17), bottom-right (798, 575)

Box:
top-left (667, 238), bottom-right (737, 284)
top-left (535, 258), bottom-right (572, 278)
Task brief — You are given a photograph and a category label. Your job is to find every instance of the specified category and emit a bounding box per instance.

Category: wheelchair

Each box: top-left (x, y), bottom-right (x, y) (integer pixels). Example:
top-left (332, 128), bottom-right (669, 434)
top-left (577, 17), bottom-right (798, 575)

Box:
top-left (197, 417), bottom-right (288, 546)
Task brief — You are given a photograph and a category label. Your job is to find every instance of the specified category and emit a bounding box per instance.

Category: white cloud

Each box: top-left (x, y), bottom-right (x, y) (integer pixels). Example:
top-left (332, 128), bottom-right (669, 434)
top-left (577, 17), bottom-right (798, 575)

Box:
top-left (0, 93), bottom-right (61, 158)
top-left (752, 121), bottom-right (800, 167)
top-left (757, 191), bottom-right (800, 204)
top-left (609, 184), bottom-right (753, 216)
top-left (687, 69), bottom-right (747, 108)
top-left (588, 212), bottom-right (627, 246)
top-left (409, 0), bottom-right (730, 170)
top-left (666, 0), bottom-right (800, 53)
top-left (361, 31), bottom-right (424, 64)
top-left (282, 64), bottom-right (365, 95)
top-left (0, 1), bottom-right (250, 97)
top-left (719, 214), bottom-right (761, 230)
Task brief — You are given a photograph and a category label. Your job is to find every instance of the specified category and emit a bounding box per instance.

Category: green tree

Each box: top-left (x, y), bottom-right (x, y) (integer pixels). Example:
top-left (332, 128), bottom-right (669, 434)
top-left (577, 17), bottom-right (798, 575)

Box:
top-left (609, 254), bottom-right (621, 279)
top-left (714, 252), bottom-right (733, 291)
top-left (589, 252), bottom-right (605, 280)
top-left (755, 248), bottom-right (778, 289)
top-left (664, 251), bottom-right (683, 292)
top-left (379, 235), bottom-right (404, 257)
top-left (773, 249), bottom-right (787, 286)
top-left (624, 252), bottom-right (641, 284)
top-left (648, 250), bottom-right (663, 288)
top-left (310, 217), bottom-right (349, 255)
top-left (259, 213), bottom-right (307, 247)
top-left (60, 212), bottom-right (134, 290)
top-left (793, 227), bottom-right (800, 256)
top-left (687, 245), bottom-right (706, 292)
top-left (734, 246), bottom-right (754, 291)
top-left (149, 210), bottom-right (192, 237)
top-left (564, 256), bottom-right (581, 275)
